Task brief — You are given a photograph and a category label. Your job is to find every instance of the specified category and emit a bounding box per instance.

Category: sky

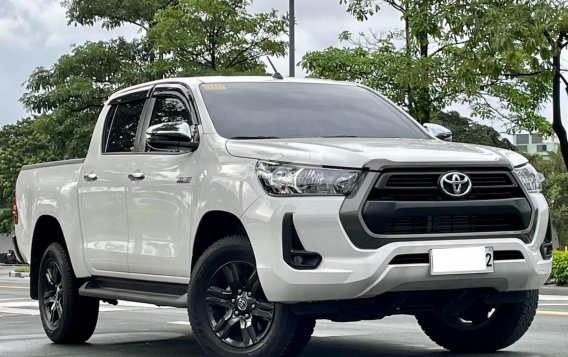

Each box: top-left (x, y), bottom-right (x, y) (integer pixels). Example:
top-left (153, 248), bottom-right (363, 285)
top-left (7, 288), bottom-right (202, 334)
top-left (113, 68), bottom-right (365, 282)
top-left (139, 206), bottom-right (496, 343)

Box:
top-left (0, 0), bottom-right (565, 135)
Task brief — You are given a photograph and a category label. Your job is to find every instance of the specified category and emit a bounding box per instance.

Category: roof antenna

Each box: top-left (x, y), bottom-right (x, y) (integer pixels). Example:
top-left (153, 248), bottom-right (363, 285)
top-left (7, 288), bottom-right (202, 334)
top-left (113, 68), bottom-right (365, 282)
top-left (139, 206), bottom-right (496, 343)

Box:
top-left (266, 57), bottom-right (284, 79)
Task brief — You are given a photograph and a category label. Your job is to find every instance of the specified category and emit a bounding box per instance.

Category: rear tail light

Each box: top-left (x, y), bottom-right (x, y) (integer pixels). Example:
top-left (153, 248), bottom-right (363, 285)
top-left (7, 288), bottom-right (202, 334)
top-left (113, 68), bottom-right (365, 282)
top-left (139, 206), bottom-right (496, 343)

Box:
top-left (12, 189), bottom-right (18, 225)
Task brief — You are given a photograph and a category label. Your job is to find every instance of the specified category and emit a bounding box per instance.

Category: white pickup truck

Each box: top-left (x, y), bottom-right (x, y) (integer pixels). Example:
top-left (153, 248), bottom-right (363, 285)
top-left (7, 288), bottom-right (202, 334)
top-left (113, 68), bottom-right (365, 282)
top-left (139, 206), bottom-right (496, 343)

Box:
top-left (14, 77), bottom-right (552, 356)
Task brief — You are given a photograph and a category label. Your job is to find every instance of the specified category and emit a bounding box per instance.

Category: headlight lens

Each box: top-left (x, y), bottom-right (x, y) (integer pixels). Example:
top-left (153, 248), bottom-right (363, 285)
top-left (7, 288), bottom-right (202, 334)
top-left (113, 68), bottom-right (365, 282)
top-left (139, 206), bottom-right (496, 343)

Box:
top-left (256, 161), bottom-right (362, 195)
top-left (514, 163), bottom-right (543, 193)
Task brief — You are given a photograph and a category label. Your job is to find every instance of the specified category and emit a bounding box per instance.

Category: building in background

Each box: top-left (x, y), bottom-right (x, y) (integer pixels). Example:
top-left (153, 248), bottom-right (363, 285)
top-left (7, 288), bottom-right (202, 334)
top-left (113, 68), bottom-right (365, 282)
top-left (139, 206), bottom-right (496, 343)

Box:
top-left (509, 133), bottom-right (559, 157)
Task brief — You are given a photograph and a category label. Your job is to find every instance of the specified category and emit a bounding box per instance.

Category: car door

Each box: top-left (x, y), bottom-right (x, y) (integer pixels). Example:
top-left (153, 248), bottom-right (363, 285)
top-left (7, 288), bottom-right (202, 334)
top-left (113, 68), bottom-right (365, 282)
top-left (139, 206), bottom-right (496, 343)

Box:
top-left (78, 95), bottom-right (148, 273)
top-left (126, 85), bottom-right (200, 277)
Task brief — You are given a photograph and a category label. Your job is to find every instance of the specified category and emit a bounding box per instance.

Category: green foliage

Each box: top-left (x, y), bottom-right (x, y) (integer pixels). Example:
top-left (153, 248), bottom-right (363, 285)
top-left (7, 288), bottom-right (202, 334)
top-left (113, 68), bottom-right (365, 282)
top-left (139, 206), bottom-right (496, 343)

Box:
top-left (0, 119), bottom-right (57, 233)
top-left (63, 0), bottom-right (178, 30)
top-left (330, 0), bottom-right (568, 165)
top-left (20, 38), bottom-right (165, 159)
top-left (528, 151), bottom-right (568, 247)
top-left (433, 112), bottom-right (516, 150)
top-left (550, 251), bottom-right (568, 286)
top-left (339, 0), bottom-right (380, 21)
top-left (148, 0), bottom-right (288, 74)
top-left (302, 34), bottom-right (457, 123)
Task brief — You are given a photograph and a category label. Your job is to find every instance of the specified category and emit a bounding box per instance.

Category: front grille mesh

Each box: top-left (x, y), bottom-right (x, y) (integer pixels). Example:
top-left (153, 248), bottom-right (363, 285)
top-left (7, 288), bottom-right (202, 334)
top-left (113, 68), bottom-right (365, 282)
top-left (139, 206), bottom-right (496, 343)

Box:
top-left (378, 214), bottom-right (524, 235)
top-left (369, 170), bottom-right (524, 201)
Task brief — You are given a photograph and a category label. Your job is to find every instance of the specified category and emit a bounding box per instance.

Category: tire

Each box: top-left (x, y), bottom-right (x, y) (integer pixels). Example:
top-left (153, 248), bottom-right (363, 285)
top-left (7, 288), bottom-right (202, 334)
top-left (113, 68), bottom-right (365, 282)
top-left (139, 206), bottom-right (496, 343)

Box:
top-left (38, 242), bottom-right (100, 344)
top-left (416, 290), bottom-right (538, 353)
top-left (188, 235), bottom-right (315, 357)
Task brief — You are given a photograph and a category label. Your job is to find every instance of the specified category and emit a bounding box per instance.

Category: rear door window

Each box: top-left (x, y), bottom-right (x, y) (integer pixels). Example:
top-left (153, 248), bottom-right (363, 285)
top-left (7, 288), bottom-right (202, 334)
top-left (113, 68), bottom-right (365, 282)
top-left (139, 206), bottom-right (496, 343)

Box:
top-left (103, 99), bottom-right (146, 153)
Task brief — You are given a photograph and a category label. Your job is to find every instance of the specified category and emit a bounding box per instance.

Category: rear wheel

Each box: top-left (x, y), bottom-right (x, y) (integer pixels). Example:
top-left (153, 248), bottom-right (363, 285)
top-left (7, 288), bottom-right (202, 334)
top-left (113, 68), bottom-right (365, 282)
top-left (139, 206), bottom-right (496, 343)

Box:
top-left (416, 290), bottom-right (538, 353)
top-left (188, 236), bottom-right (315, 357)
top-left (38, 242), bottom-right (99, 343)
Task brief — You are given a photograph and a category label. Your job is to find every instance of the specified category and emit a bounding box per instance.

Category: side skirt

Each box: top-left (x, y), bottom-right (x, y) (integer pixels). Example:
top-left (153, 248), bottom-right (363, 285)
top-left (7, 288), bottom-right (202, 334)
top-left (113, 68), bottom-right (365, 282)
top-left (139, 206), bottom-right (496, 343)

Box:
top-left (79, 277), bottom-right (188, 308)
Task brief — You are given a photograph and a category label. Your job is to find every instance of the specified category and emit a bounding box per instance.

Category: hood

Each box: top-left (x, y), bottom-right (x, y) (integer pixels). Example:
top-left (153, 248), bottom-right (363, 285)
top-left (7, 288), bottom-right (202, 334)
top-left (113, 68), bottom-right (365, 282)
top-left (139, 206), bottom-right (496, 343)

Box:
top-left (226, 138), bottom-right (528, 169)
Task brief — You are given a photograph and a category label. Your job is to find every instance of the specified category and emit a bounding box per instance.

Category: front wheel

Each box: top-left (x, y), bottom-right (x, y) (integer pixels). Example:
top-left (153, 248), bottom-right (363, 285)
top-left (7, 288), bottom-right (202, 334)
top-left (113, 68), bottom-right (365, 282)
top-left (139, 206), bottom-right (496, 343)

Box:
top-left (416, 290), bottom-right (538, 353)
top-left (188, 235), bottom-right (315, 357)
top-left (38, 242), bottom-right (99, 343)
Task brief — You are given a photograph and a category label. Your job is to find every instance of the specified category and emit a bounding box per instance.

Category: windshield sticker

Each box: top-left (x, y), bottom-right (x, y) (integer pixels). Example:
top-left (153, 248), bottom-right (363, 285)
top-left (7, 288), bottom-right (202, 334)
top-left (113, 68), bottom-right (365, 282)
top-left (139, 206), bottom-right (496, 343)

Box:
top-left (202, 83), bottom-right (226, 91)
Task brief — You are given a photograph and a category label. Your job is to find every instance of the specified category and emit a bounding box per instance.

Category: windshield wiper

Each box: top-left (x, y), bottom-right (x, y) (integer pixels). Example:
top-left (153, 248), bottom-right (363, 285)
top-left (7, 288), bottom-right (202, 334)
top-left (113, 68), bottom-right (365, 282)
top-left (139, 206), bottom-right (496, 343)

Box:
top-left (229, 136), bottom-right (280, 140)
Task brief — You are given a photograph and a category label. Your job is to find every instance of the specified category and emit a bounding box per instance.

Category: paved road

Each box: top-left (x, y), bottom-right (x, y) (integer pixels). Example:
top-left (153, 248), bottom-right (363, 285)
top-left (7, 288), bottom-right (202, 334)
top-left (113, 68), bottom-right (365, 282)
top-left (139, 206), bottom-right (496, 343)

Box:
top-left (1, 268), bottom-right (567, 357)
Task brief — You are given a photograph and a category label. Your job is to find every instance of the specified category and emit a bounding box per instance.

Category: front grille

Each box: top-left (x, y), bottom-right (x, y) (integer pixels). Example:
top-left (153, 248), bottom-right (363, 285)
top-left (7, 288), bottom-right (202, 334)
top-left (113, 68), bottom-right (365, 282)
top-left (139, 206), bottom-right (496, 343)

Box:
top-left (369, 170), bottom-right (524, 201)
top-left (361, 167), bottom-right (531, 236)
top-left (376, 214), bottom-right (524, 235)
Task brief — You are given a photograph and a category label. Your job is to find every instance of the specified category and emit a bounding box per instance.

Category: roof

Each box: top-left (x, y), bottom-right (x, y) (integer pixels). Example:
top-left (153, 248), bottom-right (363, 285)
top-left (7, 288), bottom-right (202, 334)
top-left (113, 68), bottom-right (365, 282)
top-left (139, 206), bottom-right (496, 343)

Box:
top-left (107, 76), bottom-right (355, 102)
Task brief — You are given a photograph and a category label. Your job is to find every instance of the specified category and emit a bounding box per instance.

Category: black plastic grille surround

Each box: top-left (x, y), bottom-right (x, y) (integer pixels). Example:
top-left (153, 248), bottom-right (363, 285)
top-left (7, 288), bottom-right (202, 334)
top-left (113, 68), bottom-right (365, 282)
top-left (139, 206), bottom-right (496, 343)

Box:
top-left (362, 168), bottom-right (531, 236)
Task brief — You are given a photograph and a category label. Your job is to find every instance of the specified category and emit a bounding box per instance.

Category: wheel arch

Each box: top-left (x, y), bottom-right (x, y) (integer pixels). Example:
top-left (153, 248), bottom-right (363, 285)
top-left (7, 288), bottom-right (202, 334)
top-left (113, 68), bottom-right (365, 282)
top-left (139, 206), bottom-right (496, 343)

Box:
top-left (191, 210), bottom-right (248, 270)
top-left (29, 215), bottom-right (69, 300)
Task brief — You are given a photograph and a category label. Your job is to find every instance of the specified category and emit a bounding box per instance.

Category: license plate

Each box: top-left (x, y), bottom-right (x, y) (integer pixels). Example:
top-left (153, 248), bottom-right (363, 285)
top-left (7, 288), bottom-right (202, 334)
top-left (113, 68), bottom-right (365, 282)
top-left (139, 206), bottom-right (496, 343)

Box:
top-left (430, 246), bottom-right (494, 275)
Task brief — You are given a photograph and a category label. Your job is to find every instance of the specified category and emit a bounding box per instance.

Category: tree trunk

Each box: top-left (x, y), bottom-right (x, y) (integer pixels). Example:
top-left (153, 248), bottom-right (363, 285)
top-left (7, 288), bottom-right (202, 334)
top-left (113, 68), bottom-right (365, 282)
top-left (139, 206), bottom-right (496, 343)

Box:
top-left (552, 54), bottom-right (568, 169)
top-left (415, 0), bottom-right (431, 124)
top-left (416, 39), bottom-right (431, 124)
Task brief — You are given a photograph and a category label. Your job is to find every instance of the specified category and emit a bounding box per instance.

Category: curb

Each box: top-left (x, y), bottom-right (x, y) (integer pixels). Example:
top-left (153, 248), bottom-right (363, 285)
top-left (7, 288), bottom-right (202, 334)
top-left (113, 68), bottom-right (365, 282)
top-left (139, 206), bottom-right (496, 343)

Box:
top-left (540, 285), bottom-right (568, 296)
top-left (8, 271), bottom-right (30, 278)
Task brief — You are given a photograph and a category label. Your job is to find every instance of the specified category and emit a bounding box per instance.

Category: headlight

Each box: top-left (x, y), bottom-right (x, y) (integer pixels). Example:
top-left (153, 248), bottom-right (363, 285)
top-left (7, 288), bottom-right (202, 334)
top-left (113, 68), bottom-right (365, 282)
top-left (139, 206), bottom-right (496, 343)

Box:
top-left (256, 161), bottom-right (362, 195)
top-left (514, 163), bottom-right (543, 193)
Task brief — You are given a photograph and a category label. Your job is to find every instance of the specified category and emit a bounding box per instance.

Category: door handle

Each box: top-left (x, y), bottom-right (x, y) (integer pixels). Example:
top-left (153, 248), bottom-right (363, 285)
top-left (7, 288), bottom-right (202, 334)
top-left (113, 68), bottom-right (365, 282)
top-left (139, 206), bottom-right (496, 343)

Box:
top-left (128, 172), bottom-right (145, 181)
top-left (83, 173), bottom-right (98, 182)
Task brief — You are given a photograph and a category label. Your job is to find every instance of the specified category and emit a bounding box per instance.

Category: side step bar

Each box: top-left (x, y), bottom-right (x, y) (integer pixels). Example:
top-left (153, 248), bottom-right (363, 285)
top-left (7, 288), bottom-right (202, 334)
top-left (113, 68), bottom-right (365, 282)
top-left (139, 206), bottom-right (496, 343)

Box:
top-left (79, 277), bottom-right (189, 308)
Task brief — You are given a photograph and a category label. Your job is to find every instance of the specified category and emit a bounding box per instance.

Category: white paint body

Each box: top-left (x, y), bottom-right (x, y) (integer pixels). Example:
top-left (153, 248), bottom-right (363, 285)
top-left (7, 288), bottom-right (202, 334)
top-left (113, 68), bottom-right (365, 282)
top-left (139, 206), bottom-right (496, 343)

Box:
top-left (14, 77), bottom-right (551, 303)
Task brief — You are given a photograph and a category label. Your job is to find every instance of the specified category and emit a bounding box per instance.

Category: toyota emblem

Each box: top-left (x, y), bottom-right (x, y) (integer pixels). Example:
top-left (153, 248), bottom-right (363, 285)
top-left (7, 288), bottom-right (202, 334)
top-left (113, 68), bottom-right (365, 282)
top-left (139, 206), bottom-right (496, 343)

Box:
top-left (439, 172), bottom-right (472, 198)
top-left (237, 297), bottom-right (248, 311)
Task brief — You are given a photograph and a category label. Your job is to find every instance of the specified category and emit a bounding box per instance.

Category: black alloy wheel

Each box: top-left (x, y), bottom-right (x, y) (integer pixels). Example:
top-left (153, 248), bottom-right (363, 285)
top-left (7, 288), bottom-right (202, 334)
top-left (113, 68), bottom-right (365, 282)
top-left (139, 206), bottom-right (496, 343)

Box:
top-left (42, 261), bottom-right (65, 328)
top-left (206, 262), bottom-right (275, 348)
top-left (38, 242), bottom-right (99, 344)
top-left (188, 235), bottom-right (316, 357)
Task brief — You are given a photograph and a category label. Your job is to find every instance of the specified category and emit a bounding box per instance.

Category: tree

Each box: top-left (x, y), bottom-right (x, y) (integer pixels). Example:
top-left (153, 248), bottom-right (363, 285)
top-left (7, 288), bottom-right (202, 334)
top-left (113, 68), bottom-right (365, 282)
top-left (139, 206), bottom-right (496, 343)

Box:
top-left (305, 1), bottom-right (460, 124)
top-left (331, 0), bottom-right (568, 167)
top-left (528, 151), bottom-right (568, 247)
top-left (148, 0), bottom-right (287, 75)
top-left (301, 33), bottom-right (457, 123)
top-left (64, 0), bottom-right (288, 76)
top-left (433, 112), bottom-right (516, 151)
top-left (63, 0), bottom-right (179, 30)
top-left (20, 38), bottom-right (166, 159)
top-left (21, 0), bottom-right (288, 160)
top-left (442, 0), bottom-right (568, 167)
top-left (0, 119), bottom-right (57, 232)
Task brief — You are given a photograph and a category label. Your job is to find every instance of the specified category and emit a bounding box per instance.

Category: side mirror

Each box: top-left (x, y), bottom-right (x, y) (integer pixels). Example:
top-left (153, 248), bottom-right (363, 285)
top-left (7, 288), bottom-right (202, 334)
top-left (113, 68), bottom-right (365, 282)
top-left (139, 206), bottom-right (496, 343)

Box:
top-left (146, 121), bottom-right (199, 152)
top-left (424, 123), bottom-right (453, 142)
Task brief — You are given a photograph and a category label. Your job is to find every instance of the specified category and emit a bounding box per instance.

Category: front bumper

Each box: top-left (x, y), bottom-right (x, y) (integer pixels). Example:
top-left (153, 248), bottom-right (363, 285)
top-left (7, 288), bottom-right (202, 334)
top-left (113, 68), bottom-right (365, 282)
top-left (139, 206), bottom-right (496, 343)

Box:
top-left (242, 193), bottom-right (551, 303)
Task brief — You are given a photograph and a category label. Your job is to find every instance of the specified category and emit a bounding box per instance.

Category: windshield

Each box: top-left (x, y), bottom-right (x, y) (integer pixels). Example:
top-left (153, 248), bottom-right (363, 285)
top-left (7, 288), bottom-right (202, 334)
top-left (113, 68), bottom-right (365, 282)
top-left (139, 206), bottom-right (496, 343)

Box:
top-left (199, 82), bottom-right (430, 140)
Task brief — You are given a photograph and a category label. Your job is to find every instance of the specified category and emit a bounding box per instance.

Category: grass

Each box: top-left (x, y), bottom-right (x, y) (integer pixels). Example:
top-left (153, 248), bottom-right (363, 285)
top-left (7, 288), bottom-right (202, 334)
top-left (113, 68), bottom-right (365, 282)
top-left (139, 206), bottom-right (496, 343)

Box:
top-left (550, 250), bottom-right (568, 286)
top-left (14, 266), bottom-right (30, 273)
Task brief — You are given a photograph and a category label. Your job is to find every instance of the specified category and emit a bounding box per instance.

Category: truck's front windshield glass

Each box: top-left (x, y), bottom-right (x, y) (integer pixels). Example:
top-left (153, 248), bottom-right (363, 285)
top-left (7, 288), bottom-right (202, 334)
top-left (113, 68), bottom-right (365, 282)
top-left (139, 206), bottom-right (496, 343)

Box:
top-left (199, 82), bottom-right (430, 140)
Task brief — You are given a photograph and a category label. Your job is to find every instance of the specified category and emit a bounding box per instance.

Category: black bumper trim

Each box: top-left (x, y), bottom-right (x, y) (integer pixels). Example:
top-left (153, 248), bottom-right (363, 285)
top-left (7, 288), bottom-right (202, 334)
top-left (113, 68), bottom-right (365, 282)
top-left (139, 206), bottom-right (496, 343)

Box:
top-left (540, 219), bottom-right (553, 260)
top-left (282, 213), bottom-right (322, 270)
